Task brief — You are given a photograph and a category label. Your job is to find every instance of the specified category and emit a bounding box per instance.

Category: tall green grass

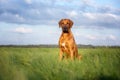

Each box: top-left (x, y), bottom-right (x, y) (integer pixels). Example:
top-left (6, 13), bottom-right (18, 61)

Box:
top-left (0, 47), bottom-right (120, 80)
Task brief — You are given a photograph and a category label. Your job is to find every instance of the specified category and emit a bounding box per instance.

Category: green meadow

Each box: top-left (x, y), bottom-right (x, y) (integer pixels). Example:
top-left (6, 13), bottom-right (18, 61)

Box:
top-left (0, 47), bottom-right (120, 80)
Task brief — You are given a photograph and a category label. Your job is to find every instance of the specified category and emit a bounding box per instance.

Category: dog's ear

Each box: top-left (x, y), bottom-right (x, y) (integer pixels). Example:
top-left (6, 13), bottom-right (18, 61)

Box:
top-left (59, 19), bottom-right (63, 28)
top-left (69, 19), bottom-right (73, 28)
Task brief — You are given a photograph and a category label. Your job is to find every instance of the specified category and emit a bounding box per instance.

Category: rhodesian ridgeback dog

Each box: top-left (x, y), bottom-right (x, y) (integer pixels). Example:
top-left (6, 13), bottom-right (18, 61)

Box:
top-left (58, 19), bottom-right (81, 60)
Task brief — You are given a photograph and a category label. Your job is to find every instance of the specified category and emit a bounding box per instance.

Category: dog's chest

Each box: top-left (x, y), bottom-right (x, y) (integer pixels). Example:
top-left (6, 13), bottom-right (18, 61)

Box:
top-left (59, 35), bottom-right (70, 51)
top-left (61, 42), bottom-right (65, 47)
top-left (61, 42), bottom-right (68, 50)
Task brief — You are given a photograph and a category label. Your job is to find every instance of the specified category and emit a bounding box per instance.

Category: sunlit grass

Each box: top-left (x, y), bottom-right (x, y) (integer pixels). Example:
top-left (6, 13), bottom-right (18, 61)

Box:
top-left (0, 47), bottom-right (120, 80)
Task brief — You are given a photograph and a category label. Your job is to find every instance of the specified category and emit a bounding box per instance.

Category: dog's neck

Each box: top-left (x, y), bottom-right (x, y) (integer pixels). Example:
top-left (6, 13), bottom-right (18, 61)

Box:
top-left (62, 29), bottom-right (71, 33)
top-left (61, 30), bottom-right (73, 38)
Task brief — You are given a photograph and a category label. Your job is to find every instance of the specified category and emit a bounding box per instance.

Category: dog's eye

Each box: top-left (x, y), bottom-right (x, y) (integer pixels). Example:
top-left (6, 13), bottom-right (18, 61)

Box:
top-left (67, 22), bottom-right (69, 24)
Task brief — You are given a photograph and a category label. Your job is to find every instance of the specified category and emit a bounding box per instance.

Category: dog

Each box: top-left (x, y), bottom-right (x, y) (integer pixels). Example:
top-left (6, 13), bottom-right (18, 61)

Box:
top-left (58, 19), bottom-right (81, 60)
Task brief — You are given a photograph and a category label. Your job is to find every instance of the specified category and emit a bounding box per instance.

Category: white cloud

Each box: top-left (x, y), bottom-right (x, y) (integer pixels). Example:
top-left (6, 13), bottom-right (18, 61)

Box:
top-left (84, 34), bottom-right (117, 41)
top-left (85, 35), bottom-right (97, 40)
top-left (67, 11), bottom-right (78, 18)
top-left (15, 14), bottom-right (25, 21)
top-left (24, 0), bottom-right (32, 4)
top-left (0, 0), bottom-right (120, 29)
top-left (83, 13), bottom-right (96, 19)
top-left (74, 32), bottom-right (81, 36)
top-left (106, 13), bottom-right (119, 20)
top-left (108, 35), bottom-right (116, 40)
top-left (14, 27), bottom-right (33, 33)
top-left (83, 12), bottom-right (120, 20)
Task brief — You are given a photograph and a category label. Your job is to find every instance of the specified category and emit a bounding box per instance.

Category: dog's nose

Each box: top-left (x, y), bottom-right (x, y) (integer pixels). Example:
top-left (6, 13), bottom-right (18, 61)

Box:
top-left (63, 26), bottom-right (68, 30)
top-left (63, 26), bottom-right (68, 33)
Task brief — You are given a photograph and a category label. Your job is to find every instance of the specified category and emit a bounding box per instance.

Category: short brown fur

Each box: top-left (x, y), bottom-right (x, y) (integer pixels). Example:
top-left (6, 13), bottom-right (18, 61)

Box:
top-left (58, 19), bottom-right (81, 60)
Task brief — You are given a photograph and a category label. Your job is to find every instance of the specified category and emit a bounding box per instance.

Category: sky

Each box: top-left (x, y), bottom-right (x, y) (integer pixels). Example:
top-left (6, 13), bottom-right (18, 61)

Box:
top-left (0, 0), bottom-right (120, 46)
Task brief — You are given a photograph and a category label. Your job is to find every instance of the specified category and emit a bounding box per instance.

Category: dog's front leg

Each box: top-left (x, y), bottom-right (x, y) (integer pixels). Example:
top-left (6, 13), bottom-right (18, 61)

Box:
top-left (59, 49), bottom-right (63, 61)
top-left (70, 49), bottom-right (74, 60)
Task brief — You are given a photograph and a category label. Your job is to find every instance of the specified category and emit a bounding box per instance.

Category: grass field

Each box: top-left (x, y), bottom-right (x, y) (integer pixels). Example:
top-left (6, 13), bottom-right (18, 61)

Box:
top-left (0, 47), bottom-right (120, 80)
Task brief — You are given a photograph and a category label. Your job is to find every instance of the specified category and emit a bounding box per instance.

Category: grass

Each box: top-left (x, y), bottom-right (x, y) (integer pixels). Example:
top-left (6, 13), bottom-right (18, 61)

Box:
top-left (0, 47), bottom-right (120, 80)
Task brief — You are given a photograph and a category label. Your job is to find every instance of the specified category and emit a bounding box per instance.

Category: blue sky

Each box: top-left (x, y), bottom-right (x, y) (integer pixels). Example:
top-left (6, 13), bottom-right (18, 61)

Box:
top-left (0, 0), bottom-right (120, 46)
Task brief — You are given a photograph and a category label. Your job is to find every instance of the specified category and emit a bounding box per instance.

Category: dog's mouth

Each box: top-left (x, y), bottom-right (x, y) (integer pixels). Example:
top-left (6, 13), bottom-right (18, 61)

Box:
top-left (62, 27), bottom-right (69, 33)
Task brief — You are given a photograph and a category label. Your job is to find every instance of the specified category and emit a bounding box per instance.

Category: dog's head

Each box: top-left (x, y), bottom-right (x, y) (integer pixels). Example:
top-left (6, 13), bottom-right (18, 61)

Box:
top-left (59, 19), bottom-right (73, 33)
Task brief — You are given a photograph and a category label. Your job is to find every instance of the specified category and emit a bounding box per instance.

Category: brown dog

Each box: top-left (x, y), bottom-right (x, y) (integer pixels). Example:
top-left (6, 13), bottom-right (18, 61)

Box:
top-left (58, 19), bottom-right (81, 60)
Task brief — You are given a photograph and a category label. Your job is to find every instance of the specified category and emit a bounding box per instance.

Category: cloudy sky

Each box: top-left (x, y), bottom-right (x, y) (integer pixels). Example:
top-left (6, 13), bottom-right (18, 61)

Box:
top-left (0, 0), bottom-right (120, 46)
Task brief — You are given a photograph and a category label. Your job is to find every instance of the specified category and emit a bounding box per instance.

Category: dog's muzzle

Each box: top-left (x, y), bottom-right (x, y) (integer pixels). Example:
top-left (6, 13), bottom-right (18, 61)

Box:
top-left (62, 27), bottom-right (69, 33)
